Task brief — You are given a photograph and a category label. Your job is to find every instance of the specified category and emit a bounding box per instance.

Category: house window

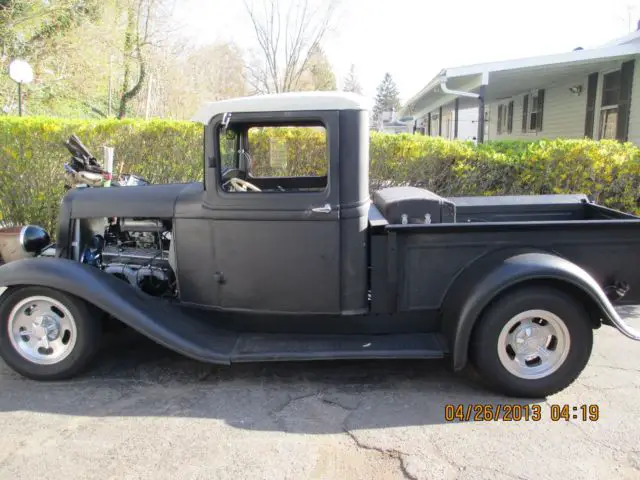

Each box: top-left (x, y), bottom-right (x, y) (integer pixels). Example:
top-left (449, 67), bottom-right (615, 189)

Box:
top-left (497, 105), bottom-right (505, 134)
top-left (496, 101), bottom-right (513, 135)
top-left (430, 113), bottom-right (439, 137)
top-left (522, 90), bottom-right (545, 133)
top-left (599, 70), bottom-right (621, 140)
top-left (528, 94), bottom-right (539, 131)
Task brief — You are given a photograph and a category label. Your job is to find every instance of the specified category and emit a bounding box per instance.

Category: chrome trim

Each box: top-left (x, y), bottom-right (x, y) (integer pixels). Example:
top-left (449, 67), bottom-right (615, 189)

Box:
top-left (18, 225), bottom-right (29, 252)
top-left (604, 306), bottom-right (640, 341)
top-left (73, 219), bottom-right (81, 262)
top-left (497, 309), bottom-right (570, 380)
top-left (311, 203), bottom-right (332, 214)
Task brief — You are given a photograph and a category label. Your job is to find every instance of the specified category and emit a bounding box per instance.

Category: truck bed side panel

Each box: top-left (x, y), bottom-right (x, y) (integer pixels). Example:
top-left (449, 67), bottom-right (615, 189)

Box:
top-left (388, 222), bottom-right (640, 313)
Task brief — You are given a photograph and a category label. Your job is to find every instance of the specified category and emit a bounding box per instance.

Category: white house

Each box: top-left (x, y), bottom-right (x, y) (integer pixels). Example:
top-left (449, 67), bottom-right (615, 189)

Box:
top-left (401, 27), bottom-right (640, 144)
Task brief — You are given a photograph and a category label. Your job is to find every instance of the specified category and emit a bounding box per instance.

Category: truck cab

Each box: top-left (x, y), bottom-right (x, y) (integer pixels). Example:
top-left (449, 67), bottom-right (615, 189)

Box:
top-left (177, 92), bottom-right (371, 315)
top-left (1, 91), bottom-right (639, 399)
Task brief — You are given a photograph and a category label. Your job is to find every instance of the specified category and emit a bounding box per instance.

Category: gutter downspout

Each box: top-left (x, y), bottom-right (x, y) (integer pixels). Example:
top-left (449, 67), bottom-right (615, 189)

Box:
top-left (439, 79), bottom-right (480, 98)
top-left (439, 72), bottom-right (489, 143)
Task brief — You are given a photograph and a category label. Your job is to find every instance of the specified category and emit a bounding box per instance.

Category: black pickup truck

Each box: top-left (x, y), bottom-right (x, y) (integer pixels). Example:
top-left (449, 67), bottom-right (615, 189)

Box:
top-left (0, 92), bottom-right (639, 398)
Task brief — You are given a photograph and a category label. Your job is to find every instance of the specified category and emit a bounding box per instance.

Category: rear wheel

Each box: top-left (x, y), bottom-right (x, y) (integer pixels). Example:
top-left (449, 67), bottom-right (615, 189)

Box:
top-left (471, 286), bottom-right (593, 398)
top-left (0, 286), bottom-right (102, 380)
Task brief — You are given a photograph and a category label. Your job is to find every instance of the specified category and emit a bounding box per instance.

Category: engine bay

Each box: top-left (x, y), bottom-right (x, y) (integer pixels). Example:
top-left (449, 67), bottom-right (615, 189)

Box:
top-left (79, 216), bottom-right (177, 298)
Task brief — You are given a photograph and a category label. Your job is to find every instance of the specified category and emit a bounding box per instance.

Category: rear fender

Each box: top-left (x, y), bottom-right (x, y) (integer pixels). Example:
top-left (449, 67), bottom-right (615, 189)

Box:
top-left (442, 250), bottom-right (634, 371)
top-left (0, 258), bottom-right (234, 364)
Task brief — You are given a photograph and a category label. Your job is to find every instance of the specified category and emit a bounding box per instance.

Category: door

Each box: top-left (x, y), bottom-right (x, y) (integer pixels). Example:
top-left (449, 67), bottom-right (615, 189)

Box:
top-left (205, 110), bottom-right (341, 314)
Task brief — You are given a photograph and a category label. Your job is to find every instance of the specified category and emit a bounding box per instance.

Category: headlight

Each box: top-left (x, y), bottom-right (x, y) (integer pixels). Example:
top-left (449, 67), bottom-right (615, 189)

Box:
top-left (19, 225), bottom-right (51, 254)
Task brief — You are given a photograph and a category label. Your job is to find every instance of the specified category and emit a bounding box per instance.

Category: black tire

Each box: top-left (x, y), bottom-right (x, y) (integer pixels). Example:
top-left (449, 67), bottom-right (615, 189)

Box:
top-left (0, 286), bottom-right (102, 380)
top-left (470, 286), bottom-right (593, 398)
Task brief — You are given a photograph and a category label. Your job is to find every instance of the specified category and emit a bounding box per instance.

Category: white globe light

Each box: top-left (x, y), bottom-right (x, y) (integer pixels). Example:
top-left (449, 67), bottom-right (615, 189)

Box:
top-left (8, 59), bottom-right (34, 84)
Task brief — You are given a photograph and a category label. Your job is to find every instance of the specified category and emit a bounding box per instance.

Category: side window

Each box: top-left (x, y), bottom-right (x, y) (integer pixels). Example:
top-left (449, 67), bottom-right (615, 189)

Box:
top-left (217, 121), bottom-right (329, 194)
top-left (247, 125), bottom-right (328, 184)
top-left (219, 128), bottom-right (238, 171)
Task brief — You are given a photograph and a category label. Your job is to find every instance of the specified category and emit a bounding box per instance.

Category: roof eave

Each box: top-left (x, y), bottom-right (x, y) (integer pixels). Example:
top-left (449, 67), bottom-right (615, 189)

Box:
top-left (401, 43), bottom-right (640, 117)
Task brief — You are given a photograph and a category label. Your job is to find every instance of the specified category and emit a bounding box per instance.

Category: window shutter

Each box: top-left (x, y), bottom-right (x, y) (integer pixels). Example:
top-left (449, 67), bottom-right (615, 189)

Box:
top-left (617, 60), bottom-right (635, 142)
top-left (497, 105), bottom-right (503, 133)
top-left (427, 112), bottom-right (432, 136)
top-left (507, 101), bottom-right (514, 133)
top-left (522, 94), bottom-right (529, 132)
top-left (584, 73), bottom-right (599, 138)
top-left (536, 89), bottom-right (545, 131)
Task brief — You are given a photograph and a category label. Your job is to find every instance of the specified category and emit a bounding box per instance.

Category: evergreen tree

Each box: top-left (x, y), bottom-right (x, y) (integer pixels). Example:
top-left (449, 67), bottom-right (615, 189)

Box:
top-left (373, 72), bottom-right (401, 124)
top-left (342, 64), bottom-right (362, 94)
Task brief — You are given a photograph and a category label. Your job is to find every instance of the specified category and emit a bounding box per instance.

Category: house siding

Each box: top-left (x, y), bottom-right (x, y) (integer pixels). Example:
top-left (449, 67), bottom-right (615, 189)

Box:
top-left (488, 78), bottom-right (587, 141)
top-left (418, 105), bottom-right (477, 140)
top-left (488, 56), bottom-right (640, 143)
top-left (626, 55), bottom-right (640, 144)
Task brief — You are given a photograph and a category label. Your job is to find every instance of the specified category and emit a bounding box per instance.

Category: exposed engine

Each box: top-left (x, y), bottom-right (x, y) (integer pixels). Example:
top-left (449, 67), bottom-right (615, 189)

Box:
top-left (81, 217), bottom-right (177, 298)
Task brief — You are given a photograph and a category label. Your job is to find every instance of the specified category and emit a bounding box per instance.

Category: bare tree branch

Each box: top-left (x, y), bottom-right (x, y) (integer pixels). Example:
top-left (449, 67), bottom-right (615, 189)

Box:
top-left (243, 0), bottom-right (337, 94)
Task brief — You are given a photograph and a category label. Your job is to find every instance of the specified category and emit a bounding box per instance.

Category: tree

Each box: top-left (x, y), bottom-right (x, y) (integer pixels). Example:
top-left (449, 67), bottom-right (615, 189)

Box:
top-left (297, 46), bottom-right (336, 91)
top-left (373, 72), bottom-right (400, 124)
top-left (0, 0), bottom-right (101, 59)
top-left (147, 41), bottom-right (247, 119)
top-left (244, 0), bottom-right (337, 94)
top-left (342, 64), bottom-right (362, 94)
top-left (116, 0), bottom-right (156, 118)
top-left (0, 0), bottom-right (103, 116)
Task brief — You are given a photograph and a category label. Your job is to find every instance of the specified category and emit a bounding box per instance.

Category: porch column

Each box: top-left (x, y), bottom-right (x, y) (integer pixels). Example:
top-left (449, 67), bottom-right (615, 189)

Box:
top-left (477, 85), bottom-right (486, 143)
top-left (454, 98), bottom-right (459, 139)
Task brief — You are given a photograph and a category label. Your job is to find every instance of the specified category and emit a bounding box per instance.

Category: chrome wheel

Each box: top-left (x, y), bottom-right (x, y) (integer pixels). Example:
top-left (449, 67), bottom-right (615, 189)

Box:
top-left (497, 309), bottom-right (570, 380)
top-left (7, 295), bottom-right (78, 365)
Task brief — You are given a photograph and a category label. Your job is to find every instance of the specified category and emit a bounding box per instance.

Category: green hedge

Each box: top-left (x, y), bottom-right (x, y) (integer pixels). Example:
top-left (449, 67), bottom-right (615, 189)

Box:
top-left (1, 116), bottom-right (638, 233)
top-left (0, 117), bottom-right (201, 232)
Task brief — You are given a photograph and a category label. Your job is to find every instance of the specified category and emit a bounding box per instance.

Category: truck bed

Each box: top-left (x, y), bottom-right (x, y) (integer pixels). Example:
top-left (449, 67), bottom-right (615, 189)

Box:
top-left (369, 192), bottom-right (638, 227)
top-left (369, 193), bottom-right (640, 315)
top-left (447, 194), bottom-right (638, 223)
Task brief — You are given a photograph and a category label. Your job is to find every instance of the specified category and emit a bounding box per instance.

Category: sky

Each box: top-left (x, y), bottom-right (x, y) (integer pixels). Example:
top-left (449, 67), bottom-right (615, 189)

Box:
top-left (170, 0), bottom-right (640, 103)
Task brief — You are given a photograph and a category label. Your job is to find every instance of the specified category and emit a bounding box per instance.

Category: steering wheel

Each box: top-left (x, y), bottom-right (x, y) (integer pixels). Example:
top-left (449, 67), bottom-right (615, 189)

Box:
top-left (228, 177), bottom-right (261, 192)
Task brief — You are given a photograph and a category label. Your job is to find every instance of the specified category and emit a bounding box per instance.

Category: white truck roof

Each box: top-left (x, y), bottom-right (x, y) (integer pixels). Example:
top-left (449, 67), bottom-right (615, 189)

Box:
top-left (191, 91), bottom-right (372, 124)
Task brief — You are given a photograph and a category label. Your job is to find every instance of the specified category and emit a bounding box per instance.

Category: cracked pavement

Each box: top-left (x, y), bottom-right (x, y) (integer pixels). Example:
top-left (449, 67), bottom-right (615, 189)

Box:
top-left (0, 306), bottom-right (639, 480)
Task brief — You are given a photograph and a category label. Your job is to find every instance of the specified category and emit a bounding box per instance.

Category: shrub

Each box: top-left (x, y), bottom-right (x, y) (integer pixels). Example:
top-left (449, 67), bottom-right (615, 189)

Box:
top-left (0, 116), bottom-right (202, 232)
top-left (0, 116), bottom-right (638, 234)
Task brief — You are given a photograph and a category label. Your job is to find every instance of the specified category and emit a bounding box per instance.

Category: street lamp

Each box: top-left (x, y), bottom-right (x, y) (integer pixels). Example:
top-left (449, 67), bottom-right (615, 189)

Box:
top-left (8, 59), bottom-right (34, 116)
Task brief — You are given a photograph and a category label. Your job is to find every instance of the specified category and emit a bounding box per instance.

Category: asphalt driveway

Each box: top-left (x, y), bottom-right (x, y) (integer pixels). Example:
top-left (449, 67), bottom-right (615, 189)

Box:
top-left (0, 306), bottom-right (639, 480)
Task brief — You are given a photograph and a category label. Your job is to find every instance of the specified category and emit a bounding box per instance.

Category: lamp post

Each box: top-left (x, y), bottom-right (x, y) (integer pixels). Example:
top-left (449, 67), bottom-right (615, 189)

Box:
top-left (8, 59), bottom-right (34, 116)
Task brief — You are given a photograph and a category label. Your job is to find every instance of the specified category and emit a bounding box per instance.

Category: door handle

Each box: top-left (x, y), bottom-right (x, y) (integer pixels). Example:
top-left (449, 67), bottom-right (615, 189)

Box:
top-left (311, 203), bottom-right (332, 214)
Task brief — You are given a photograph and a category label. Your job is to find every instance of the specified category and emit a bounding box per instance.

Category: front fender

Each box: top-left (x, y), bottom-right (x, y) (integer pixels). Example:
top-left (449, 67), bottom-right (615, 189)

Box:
top-left (443, 251), bottom-right (637, 371)
top-left (0, 258), bottom-right (235, 364)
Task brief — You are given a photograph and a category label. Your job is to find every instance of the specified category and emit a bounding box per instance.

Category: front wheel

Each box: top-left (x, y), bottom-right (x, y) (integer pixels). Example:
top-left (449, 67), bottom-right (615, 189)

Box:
top-left (0, 286), bottom-right (102, 380)
top-left (470, 286), bottom-right (593, 398)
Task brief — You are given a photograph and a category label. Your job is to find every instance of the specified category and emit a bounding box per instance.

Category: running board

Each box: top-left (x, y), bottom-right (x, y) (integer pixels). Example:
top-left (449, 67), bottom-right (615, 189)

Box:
top-left (230, 333), bottom-right (447, 362)
top-left (0, 260), bottom-right (448, 365)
